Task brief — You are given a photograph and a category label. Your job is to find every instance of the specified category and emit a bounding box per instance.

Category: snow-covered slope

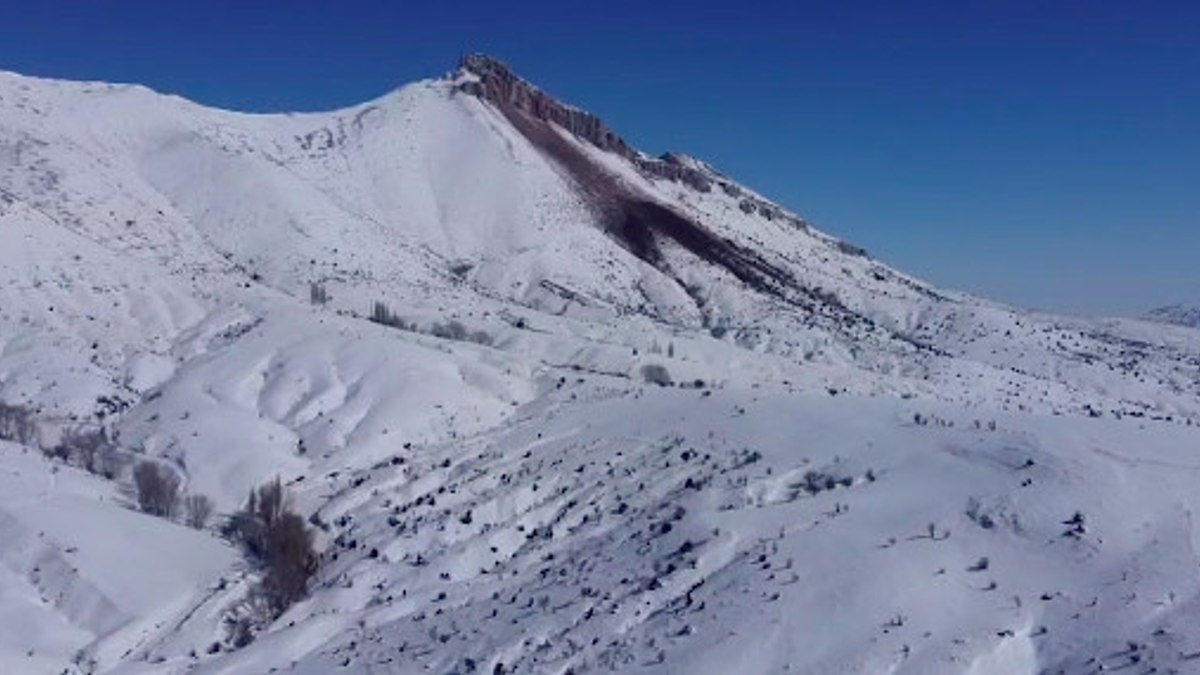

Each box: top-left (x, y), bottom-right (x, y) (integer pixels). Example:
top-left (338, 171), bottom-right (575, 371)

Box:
top-left (1, 56), bottom-right (1199, 674)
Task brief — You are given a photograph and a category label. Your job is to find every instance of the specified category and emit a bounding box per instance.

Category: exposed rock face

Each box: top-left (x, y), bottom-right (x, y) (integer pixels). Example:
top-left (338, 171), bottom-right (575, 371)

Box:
top-left (487, 80), bottom-right (802, 302)
top-left (457, 53), bottom-right (798, 224)
top-left (458, 54), bottom-right (632, 156)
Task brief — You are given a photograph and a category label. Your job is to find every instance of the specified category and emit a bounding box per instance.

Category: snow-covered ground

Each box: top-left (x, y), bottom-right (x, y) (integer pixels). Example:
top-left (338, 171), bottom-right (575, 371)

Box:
top-left (1, 57), bottom-right (1199, 673)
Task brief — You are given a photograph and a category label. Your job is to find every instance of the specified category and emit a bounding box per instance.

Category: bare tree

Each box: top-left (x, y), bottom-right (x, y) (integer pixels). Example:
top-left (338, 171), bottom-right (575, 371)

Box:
top-left (260, 511), bottom-right (316, 616)
top-left (185, 494), bottom-right (214, 529)
top-left (224, 477), bottom-right (316, 618)
top-left (255, 477), bottom-right (284, 533)
top-left (370, 300), bottom-right (397, 327)
top-left (133, 460), bottom-right (181, 518)
top-left (0, 402), bottom-right (36, 445)
top-left (225, 477), bottom-right (286, 560)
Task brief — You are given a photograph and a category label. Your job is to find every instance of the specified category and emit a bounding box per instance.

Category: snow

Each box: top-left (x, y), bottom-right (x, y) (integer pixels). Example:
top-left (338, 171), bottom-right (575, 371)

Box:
top-left (1, 62), bottom-right (1199, 674)
top-left (0, 441), bottom-right (236, 673)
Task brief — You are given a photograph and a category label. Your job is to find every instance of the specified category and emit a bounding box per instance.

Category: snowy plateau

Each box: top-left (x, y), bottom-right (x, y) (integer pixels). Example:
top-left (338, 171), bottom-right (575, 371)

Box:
top-left (1, 55), bottom-right (1200, 675)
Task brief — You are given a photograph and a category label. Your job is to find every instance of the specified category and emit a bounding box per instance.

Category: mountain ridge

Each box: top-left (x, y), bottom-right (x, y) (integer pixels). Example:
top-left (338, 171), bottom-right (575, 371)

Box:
top-left (456, 54), bottom-right (806, 225)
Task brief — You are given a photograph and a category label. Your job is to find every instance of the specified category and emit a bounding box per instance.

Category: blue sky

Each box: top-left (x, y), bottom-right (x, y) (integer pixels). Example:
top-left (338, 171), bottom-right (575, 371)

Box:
top-left (4, 1), bottom-right (1197, 315)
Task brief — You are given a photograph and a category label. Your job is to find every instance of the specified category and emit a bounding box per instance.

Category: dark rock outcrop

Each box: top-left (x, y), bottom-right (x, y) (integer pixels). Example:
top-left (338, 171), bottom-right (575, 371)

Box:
top-left (457, 54), bottom-right (799, 222)
top-left (458, 54), bottom-right (632, 156)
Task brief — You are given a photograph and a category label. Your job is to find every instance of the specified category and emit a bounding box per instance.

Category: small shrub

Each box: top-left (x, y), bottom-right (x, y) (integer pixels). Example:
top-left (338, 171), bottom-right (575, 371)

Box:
top-left (134, 460), bottom-right (181, 518)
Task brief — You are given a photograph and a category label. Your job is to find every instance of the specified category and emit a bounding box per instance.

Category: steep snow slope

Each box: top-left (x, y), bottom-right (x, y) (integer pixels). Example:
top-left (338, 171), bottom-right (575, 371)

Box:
top-left (1, 56), bottom-right (1199, 674)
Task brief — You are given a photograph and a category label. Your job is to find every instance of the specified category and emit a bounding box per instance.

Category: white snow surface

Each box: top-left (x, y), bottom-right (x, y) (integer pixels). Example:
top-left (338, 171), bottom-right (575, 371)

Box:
top-left (1, 64), bottom-right (1200, 674)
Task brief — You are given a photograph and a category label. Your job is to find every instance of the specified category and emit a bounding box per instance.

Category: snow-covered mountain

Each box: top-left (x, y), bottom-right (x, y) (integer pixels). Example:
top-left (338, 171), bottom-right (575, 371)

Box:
top-left (1147, 304), bottom-right (1200, 329)
top-left (2, 55), bottom-right (1200, 674)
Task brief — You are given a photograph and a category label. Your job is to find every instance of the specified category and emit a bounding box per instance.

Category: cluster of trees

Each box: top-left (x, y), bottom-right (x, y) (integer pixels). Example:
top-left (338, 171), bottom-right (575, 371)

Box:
top-left (137, 468), bottom-right (316, 625)
top-left (131, 466), bottom-right (316, 643)
top-left (370, 300), bottom-right (408, 329)
top-left (6, 400), bottom-right (317, 631)
top-left (1, 402), bottom-right (126, 479)
top-left (224, 477), bottom-right (317, 618)
top-left (1, 401), bottom-right (215, 529)
top-left (53, 426), bottom-right (122, 478)
top-left (430, 319), bottom-right (493, 345)
top-left (132, 460), bottom-right (214, 529)
top-left (369, 301), bottom-right (493, 345)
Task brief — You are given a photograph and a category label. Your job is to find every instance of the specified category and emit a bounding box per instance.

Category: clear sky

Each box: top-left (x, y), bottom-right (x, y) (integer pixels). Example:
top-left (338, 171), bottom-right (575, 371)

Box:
top-left (3, 0), bottom-right (1197, 315)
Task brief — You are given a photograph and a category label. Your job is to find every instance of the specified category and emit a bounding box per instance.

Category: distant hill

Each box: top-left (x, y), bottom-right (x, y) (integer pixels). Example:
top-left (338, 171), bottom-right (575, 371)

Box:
top-left (1146, 304), bottom-right (1200, 328)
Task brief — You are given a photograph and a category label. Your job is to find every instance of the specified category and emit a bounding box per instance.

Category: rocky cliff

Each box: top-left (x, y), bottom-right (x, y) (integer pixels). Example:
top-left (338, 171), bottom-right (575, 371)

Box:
top-left (456, 54), bottom-right (801, 226)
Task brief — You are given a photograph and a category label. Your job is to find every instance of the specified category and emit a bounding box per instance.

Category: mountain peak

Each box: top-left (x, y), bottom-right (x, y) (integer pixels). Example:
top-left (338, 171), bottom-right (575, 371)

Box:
top-left (456, 53), bottom-right (519, 86)
top-left (456, 53), bottom-right (634, 157)
top-left (454, 53), bottom-right (794, 210)
top-left (1146, 304), bottom-right (1200, 328)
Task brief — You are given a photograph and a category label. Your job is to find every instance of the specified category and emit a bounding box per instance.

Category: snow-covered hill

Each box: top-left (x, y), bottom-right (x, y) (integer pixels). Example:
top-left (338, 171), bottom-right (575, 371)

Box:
top-left (1, 55), bottom-right (1199, 674)
top-left (1147, 305), bottom-right (1200, 329)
